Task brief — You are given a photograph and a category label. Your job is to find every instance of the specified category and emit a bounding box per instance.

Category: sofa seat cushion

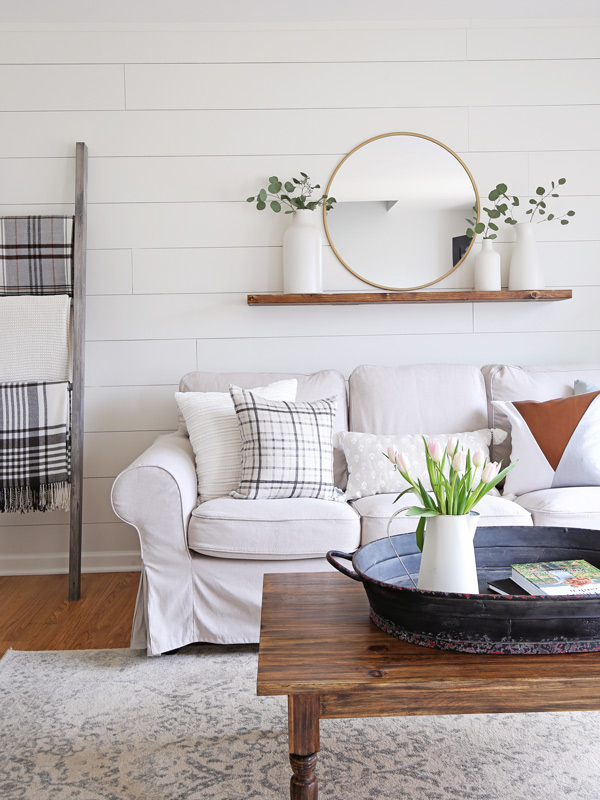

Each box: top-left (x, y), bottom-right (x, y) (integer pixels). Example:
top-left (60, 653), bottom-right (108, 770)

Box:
top-left (515, 487), bottom-right (600, 530)
top-left (354, 493), bottom-right (533, 546)
top-left (188, 496), bottom-right (360, 560)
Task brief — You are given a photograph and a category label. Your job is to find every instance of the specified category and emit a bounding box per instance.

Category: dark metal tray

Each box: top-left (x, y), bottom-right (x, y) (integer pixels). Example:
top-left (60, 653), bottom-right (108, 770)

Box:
top-left (327, 526), bottom-right (600, 655)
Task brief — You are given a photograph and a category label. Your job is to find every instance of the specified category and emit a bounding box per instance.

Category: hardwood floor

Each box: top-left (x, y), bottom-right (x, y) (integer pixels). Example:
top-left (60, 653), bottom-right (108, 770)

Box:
top-left (0, 572), bottom-right (140, 658)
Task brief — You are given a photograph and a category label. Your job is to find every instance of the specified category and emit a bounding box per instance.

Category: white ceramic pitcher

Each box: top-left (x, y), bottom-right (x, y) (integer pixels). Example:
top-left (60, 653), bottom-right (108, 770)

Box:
top-left (417, 512), bottom-right (480, 594)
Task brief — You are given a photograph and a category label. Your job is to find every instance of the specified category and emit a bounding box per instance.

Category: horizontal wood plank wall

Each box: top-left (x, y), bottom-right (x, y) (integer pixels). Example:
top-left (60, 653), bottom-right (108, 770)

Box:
top-left (0, 19), bottom-right (598, 575)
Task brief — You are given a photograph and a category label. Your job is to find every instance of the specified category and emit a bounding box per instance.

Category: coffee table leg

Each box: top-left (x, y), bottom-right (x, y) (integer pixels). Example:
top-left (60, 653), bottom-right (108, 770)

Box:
top-left (288, 694), bottom-right (320, 799)
top-left (289, 753), bottom-right (318, 799)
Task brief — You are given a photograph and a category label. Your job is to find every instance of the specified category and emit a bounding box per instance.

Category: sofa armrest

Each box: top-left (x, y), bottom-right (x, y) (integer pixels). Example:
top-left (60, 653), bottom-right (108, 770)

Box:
top-left (111, 430), bottom-right (198, 561)
top-left (111, 431), bottom-right (199, 654)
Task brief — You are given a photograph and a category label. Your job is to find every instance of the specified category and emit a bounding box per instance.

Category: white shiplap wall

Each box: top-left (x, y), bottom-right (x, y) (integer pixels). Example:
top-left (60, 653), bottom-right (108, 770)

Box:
top-left (1, 20), bottom-right (599, 574)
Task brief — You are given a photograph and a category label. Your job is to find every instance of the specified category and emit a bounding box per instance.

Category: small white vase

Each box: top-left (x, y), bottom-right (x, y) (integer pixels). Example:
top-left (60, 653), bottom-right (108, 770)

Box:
top-left (473, 239), bottom-right (501, 291)
top-left (282, 209), bottom-right (323, 294)
top-left (508, 223), bottom-right (544, 291)
top-left (417, 513), bottom-right (479, 594)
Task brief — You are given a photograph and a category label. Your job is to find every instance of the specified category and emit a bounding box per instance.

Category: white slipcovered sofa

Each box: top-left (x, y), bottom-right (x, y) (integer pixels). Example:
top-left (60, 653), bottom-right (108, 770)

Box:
top-left (111, 362), bottom-right (600, 655)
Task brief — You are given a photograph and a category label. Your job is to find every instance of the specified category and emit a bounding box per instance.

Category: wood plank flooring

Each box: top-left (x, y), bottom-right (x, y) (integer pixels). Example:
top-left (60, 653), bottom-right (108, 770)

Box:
top-left (0, 572), bottom-right (140, 658)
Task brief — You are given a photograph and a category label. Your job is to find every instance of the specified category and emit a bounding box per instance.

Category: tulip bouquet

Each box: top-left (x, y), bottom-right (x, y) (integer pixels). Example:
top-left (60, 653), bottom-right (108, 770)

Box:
top-left (385, 437), bottom-right (516, 551)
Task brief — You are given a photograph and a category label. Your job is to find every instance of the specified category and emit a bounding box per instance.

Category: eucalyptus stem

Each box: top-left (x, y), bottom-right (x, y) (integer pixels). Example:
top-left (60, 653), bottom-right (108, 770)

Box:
top-left (465, 183), bottom-right (510, 241)
top-left (506, 177), bottom-right (575, 227)
top-left (247, 172), bottom-right (336, 214)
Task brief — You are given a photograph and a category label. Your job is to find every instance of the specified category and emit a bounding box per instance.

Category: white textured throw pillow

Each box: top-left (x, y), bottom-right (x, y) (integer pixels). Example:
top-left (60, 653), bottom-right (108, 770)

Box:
top-left (175, 379), bottom-right (297, 503)
top-left (229, 386), bottom-right (338, 501)
top-left (336, 429), bottom-right (499, 500)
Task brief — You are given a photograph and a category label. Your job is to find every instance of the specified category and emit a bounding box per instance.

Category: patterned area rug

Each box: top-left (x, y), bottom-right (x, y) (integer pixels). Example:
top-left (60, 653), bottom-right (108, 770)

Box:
top-left (1, 645), bottom-right (600, 799)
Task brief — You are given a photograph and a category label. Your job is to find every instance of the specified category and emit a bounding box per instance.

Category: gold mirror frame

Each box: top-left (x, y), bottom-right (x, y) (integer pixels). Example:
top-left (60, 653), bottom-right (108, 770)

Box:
top-left (323, 132), bottom-right (480, 291)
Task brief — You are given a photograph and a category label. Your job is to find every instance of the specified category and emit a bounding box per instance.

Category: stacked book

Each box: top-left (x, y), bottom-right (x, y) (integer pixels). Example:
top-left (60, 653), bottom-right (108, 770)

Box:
top-left (488, 560), bottom-right (600, 596)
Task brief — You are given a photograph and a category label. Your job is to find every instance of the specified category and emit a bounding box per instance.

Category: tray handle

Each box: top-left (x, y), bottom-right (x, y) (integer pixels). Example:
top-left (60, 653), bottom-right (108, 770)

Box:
top-left (326, 550), bottom-right (361, 581)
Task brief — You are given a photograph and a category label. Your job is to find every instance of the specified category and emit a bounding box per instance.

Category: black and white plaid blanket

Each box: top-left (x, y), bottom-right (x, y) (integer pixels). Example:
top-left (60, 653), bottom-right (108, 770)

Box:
top-left (0, 381), bottom-right (71, 512)
top-left (0, 216), bottom-right (74, 296)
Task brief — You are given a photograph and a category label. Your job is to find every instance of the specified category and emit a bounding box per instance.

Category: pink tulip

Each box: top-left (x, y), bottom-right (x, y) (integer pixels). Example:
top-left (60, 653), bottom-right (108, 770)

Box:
top-left (472, 449), bottom-right (486, 468)
top-left (387, 446), bottom-right (397, 464)
top-left (446, 437), bottom-right (458, 455)
top-left (451, 451), bottom-right (467, 473)
top-left (427, 440), bottom-right (444, 463)
top-left (396, 452), bottom-right (411, 473)
top-left (482, 461), bottom-right (500, 483)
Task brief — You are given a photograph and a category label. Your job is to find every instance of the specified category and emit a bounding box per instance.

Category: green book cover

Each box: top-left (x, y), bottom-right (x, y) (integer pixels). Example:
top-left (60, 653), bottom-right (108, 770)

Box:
top-left (510, 559), bottom-right (600, 596)
top-left (511, 559), bottom-right (600, 595)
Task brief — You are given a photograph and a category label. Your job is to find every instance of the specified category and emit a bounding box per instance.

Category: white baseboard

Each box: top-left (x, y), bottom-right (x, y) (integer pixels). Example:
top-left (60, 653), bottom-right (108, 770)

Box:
top-left (0, 551), bottom-right (142, 576)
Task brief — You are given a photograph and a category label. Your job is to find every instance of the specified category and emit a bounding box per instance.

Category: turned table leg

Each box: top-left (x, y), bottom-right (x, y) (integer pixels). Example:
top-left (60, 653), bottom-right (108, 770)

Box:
top-left (288, 694), bottom-right (320, 800)
top-left (290, 753), bottom-right (318, 799)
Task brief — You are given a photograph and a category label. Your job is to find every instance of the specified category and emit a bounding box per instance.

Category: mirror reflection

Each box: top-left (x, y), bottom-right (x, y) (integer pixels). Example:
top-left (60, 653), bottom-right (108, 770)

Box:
top-left (323, 133), bottom-right (479, 291)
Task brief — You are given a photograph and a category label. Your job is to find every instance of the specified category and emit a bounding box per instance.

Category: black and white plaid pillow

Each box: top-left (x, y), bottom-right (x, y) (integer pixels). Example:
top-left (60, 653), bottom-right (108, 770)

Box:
top-left (229, 385), bottom-right (338, 500)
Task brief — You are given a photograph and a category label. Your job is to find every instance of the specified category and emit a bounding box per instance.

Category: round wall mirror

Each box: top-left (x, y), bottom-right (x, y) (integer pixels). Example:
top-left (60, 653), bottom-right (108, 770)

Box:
top-left (323, 132), bottom-right (480, 291)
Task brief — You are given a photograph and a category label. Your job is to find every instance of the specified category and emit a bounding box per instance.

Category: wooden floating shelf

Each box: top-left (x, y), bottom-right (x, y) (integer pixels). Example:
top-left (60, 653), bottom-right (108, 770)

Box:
top-left (247, 289), bottom-right (572, 306)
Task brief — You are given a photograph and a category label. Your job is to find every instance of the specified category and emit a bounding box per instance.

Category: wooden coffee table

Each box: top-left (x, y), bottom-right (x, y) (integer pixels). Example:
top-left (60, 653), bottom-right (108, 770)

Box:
top-left (257, 571), bottom-right (600, 799)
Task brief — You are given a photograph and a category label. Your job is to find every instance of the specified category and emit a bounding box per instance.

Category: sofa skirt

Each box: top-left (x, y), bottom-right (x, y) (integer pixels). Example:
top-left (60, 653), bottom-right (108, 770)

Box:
top-left (132, 553), bottom-right (337, 656)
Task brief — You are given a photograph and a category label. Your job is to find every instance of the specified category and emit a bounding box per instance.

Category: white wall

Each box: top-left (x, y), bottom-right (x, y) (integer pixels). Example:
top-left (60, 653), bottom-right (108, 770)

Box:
top-left (0, 19), bottom-right (599, 575)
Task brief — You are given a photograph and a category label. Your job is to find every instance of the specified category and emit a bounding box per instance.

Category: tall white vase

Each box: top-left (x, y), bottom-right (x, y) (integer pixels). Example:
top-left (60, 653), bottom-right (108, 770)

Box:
top-left (282, 209), bottom-right (323, 294)
top-left (473, 238), bottom-right (502, 291)
top-left (417, 513), bottom-right (479, 594)
top-left (508, 223), bottom-right (544, 290)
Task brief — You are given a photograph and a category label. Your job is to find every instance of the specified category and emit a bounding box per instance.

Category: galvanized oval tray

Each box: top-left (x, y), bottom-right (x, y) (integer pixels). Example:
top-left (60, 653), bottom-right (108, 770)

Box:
top-left (327, 525), bottom-right (600, 655)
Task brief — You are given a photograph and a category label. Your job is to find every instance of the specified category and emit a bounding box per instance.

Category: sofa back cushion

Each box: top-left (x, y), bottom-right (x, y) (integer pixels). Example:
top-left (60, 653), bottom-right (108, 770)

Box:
top-left (482, 363), bottom-right (600, 466)
top-left (348, 364), bottom-right (488, 435)
top-left (179, 370), bottom-right (349, 488)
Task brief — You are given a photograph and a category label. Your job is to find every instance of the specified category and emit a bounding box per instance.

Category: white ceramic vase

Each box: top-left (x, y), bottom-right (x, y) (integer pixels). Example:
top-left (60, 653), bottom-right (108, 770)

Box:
top-left (282, 209), bottom-right (323, 294)
top-left (473, 238), bottom-right (501, 291)
top-left (508, 222), bottom-right (544, 290)
top-left (417, 513), bottom-right (479, 594)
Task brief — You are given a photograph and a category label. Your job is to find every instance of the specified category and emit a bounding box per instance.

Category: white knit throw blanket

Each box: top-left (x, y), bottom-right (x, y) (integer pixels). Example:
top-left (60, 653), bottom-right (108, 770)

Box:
top-left (0, 295), bottom-right (72, 382)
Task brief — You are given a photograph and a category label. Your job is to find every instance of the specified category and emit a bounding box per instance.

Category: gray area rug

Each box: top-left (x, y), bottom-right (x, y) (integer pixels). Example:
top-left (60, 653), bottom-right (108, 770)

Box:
top-left (1, 645), bottom-right (600, 799)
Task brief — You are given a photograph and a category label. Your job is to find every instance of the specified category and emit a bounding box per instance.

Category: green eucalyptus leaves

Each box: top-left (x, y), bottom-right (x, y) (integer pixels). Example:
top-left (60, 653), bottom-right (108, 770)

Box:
top-left (507, 178), bottom-right (576, 226)
top-left (247, 173), bottom-right (336, 214)
top-left (466, 178), bottom-right (575, 239)
top-left (466, 183), bottom-right (511, 240)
